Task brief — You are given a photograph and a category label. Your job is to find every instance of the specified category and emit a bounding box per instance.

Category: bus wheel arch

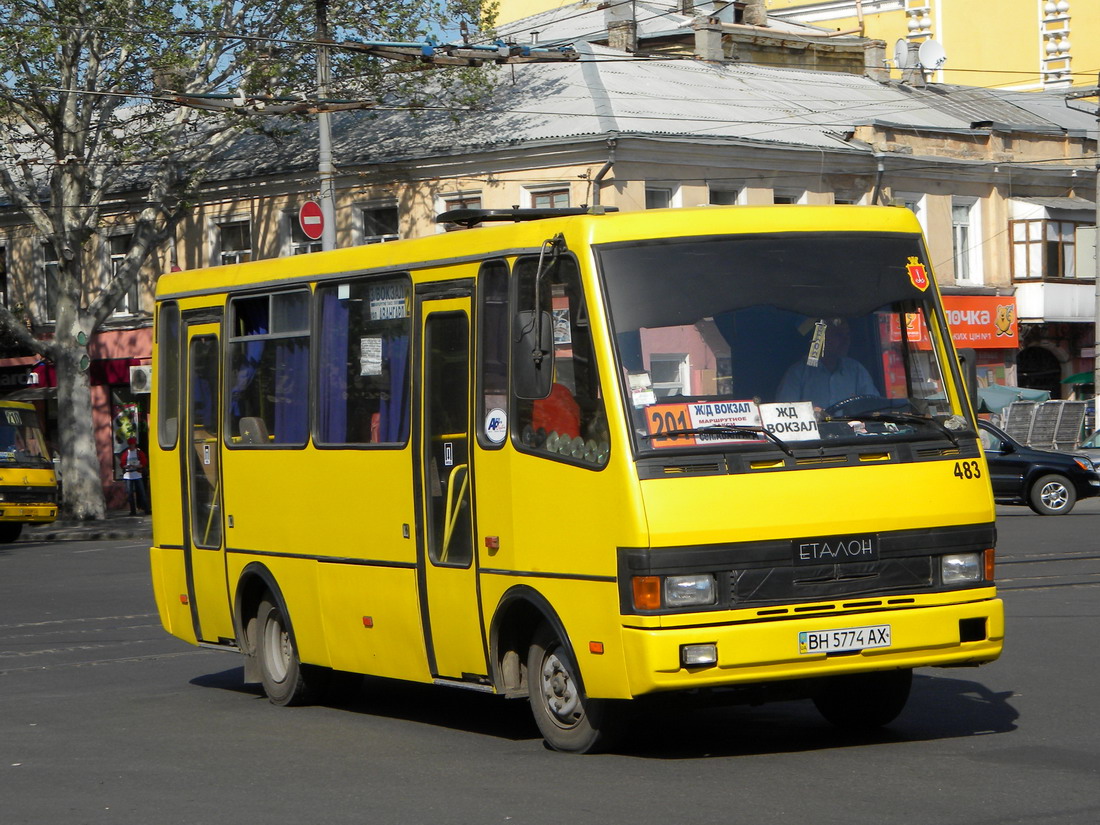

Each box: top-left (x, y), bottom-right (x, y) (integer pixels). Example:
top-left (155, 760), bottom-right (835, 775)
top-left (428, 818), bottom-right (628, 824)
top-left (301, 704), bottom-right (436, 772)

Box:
top-left (489, 586), bottom-right (579, 698)
top-left (490, 586), bottom-right (618, 753)
top-left (233, 564), bottom-right (327, 705)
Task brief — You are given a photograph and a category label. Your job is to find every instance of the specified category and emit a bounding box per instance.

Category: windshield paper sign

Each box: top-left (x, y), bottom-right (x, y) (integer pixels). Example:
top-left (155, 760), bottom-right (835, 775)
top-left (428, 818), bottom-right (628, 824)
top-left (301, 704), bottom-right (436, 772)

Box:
top-left (759, 402), bottom-right (819, 441)
top-left (645, 400), bottom-right (763, 447)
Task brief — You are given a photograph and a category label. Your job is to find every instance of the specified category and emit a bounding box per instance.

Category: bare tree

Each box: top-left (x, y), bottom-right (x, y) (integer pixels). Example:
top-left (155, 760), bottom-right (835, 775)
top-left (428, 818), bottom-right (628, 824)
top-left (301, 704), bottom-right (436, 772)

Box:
top-left (0, 0), bottom-right (495, 519)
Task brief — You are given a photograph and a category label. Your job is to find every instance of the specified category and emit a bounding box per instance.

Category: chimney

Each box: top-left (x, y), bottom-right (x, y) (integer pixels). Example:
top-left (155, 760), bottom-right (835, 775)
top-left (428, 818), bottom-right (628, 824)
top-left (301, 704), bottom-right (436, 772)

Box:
top-left (743, 0), bottom-right (768, 27)
top-left (680, 1), bottom-right (694, 13)
top-left (864, 40), bottom-right (889, 83)
top-left (901, 41), bottom-right (925, 87)
top-left (694, 18), bottom-right (724, 62)
top-left (608, 20), bottom-right (637, 52)
top-left (605, 1), bottom-right (637, 52)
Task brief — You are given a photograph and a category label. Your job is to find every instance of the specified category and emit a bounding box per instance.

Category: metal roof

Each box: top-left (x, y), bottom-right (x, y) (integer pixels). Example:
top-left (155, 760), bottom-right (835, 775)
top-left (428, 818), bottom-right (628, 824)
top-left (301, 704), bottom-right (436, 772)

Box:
top-left (188, 42), bottom-right (1096, 183)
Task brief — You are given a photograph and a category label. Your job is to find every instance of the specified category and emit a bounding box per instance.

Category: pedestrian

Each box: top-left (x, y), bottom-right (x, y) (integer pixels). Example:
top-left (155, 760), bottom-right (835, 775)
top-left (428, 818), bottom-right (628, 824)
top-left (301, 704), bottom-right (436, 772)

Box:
top-left (121, 437), bottom-right (150, 516)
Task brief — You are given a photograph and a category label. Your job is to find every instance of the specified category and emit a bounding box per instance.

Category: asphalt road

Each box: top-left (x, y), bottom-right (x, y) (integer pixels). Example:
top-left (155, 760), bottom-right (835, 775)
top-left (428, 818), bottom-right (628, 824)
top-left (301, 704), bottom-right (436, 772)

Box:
top-left (2, 503), bottom-right (1098, 825)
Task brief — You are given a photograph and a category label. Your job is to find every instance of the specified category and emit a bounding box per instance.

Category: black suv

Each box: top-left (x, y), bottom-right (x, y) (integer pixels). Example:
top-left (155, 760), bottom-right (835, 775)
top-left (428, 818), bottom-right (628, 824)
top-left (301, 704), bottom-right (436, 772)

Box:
top-left (978, 420), bottom-right (1100, 515)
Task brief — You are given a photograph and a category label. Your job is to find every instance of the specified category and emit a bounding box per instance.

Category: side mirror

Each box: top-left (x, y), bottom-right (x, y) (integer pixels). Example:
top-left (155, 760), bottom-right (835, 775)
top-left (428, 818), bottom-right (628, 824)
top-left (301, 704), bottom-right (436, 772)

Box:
top-left (513, 310), bottom-right (554, 399)
top-left (957, 348), bottom-right (978, 412)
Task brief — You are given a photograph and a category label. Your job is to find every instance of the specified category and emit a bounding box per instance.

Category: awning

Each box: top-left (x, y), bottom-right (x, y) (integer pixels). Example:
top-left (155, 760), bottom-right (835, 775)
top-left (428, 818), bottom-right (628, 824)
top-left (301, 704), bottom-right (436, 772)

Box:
top-left (1062, 371), bottom-right (1094, 385)
top-left (977, 384), bottom-right (1050, 414)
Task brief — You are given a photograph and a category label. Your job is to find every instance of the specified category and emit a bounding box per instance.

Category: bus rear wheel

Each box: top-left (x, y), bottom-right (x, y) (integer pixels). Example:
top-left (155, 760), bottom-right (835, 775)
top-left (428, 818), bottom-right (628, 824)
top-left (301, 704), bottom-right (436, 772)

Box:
top-left (527, 625), bottom-right (617, 754)
top-left (255, 595), bottom-right (325, 706)
top-left (812, 668), bottom-right (912, 731)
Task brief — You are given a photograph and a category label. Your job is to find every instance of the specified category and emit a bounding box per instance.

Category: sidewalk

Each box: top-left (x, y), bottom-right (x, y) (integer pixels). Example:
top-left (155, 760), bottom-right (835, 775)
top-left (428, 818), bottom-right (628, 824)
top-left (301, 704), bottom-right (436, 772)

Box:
top-left (22, 510), bottom-right (152, 542)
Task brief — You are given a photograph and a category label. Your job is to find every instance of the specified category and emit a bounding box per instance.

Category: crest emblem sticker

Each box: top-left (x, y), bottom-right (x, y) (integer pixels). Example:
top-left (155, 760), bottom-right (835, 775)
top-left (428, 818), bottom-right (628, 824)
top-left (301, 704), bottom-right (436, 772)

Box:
top-left (906, 257), bottom-right (930, 291)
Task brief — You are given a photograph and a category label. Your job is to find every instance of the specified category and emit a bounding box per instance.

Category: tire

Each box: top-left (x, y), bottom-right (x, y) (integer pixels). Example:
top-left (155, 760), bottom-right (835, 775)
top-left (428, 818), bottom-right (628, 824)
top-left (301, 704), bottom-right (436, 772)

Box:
top-left (527, 625), bottom-right (618, 754)
top-left (813, 669), bottom-right (912, 731)
top-left (255, 595), bottom-right (326, 706)
top-left (0, 522), bottom-right (23, 543)
top-left (1028, 474), bottom-right (1076, 515)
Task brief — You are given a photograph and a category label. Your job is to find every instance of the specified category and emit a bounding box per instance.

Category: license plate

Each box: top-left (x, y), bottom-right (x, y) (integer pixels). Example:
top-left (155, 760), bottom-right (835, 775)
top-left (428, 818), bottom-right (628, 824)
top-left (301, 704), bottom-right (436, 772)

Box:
top-left (799, 624), bottom-right (891, 655)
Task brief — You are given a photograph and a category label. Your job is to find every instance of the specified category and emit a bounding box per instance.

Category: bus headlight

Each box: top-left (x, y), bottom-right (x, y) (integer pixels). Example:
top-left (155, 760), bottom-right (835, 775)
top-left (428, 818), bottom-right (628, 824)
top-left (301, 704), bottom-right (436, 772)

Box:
top-left (942, 552), bottom-right (982, 584)
top-left (663, 574), bottom-right (717, 607)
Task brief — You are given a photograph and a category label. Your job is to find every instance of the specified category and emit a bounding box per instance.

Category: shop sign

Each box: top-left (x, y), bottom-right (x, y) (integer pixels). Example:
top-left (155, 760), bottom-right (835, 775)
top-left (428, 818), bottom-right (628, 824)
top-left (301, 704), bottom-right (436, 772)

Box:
top-left (942, 296), bottom-right (1017, 349)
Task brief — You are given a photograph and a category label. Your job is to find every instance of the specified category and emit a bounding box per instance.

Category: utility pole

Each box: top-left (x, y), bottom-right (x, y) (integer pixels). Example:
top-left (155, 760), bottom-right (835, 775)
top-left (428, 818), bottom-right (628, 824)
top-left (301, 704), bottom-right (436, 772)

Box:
top-left (316, 0), bottom-right (337, 251)
top-left (1066, 76), bottom-right (1100, 421)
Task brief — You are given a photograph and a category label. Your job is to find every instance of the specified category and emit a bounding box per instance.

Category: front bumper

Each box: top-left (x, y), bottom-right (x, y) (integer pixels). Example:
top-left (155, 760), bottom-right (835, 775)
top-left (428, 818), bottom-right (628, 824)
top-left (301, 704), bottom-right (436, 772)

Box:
top-left (621, 595), bottom-right (1003, 696)
top-left (0, 504), bottom-right (57, 523)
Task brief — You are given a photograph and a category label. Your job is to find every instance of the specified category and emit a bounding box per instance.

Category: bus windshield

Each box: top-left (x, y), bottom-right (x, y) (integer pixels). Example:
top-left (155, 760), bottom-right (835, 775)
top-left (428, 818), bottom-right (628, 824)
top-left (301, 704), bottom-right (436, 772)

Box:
top-left (597, 231), bottom-right (967, 455)
top-left (0, 407), bottom-right (52, 468)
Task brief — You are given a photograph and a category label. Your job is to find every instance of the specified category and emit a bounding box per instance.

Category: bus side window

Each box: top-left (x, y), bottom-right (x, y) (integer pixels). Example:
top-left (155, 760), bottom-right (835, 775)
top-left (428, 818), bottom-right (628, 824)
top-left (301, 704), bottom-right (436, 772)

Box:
top-left (477, 259), bottom-right (509, 449)
top-left (314, 275), bottom-right (411, 446)
top-left (227, 291), bottom-right (310, 446)
top-left (157, 302), bottom-right (181, 449)
top-left (512, 255), bottom-right (609, 466)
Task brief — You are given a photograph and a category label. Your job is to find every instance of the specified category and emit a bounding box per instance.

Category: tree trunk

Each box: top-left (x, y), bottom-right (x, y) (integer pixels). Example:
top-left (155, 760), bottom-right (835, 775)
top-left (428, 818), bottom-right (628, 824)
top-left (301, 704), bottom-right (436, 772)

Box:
top-left (55, 344), bottom-right (106, 521)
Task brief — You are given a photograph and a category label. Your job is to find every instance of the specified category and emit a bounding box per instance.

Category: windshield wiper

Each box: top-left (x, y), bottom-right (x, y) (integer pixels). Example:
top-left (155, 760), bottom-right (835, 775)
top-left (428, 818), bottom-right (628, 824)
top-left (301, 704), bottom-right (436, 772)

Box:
top-left (823, 411), bottom-right (962, 447)
top-left (641, 425), bottom-right (794, 456)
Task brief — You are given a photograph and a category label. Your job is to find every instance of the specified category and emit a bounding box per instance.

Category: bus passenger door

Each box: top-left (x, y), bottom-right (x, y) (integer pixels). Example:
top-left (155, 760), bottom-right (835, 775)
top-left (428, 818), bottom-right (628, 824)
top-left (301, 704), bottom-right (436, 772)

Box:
top-left (417, 295), bottom-right (488, 682)
top-left (183, 326), bottom-right (232, 644)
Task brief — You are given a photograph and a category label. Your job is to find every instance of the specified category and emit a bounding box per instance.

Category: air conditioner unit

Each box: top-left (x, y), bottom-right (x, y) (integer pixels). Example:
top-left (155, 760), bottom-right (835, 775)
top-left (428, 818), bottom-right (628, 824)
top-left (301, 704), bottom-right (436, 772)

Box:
top-left (130, 365), bottom-right (152, 394)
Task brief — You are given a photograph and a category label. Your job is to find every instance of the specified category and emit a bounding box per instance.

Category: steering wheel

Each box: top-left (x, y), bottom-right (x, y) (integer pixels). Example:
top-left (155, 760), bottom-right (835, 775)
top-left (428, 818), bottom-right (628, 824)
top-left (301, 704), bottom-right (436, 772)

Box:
top-left (823, 395), bottom-right (879, 417)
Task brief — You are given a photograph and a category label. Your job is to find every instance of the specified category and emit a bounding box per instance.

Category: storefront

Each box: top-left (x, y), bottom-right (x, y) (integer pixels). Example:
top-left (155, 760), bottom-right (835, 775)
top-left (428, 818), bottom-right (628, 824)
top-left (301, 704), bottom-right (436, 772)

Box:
top-left (0, 327), bottom-right (152, 510)
top-left (941, 294), bottom-right (1020, 390)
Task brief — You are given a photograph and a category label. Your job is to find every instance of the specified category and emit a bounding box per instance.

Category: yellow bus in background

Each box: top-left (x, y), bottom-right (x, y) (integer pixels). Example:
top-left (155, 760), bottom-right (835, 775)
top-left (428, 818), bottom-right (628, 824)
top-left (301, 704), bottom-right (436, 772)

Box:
top-left (0, 399), bottom-right (58, 542)
top-left (150, 205), bottom-right (1002, 752)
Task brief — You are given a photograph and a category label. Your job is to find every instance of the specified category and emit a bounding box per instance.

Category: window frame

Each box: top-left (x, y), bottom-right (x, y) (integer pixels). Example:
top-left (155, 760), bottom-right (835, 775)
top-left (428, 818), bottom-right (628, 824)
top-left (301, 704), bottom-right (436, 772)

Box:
top-left (210, 217), bottom-right (253, 267)
top-left (1009, 218), bottom-right (1088, 282)
top-left (311, 272), bottom-right (413, 449)
top-left (224, 288), bottom-right (312, 449)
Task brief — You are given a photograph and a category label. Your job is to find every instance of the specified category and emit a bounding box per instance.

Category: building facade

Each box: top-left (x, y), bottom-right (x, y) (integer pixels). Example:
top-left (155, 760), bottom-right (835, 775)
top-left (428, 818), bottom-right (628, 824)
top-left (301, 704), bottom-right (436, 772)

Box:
top-left (0, 7), bottom-right (1096, 505)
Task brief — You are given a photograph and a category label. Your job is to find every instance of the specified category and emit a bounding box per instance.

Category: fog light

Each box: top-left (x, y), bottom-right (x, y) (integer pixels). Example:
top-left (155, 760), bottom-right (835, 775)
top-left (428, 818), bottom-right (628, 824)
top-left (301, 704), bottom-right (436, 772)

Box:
top-left (942, 552), bottom-right (982, 584)
top-left (681, 643), bottom-right (717, 667)
top-left (664, 574), bottom-right (717, 607)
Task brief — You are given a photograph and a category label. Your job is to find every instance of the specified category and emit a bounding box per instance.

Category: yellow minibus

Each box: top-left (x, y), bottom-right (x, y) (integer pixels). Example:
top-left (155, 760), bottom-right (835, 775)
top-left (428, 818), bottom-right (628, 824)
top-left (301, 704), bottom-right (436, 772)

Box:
top-left (150, 205), bottom-right (1002, 752)
top-left (0, 399), bottom-right (58, 542)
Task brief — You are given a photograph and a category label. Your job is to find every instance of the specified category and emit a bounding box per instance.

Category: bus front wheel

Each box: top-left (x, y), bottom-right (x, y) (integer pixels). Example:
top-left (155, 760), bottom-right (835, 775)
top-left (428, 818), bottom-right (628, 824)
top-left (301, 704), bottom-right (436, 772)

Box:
top-left (812, 668), bottom-right (912, 731)
top-left (527, 625), bottom-right (618, 754)
top-left (0, 522), bottom-right (23, 543)
top-left (255, 595), bottom-right (325, 706)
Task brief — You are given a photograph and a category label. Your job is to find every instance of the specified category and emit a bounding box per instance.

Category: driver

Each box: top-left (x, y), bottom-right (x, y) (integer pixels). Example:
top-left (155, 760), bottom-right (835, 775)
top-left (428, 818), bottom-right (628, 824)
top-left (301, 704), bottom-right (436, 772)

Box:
top-left (776, 317), bottom-right (877, 410)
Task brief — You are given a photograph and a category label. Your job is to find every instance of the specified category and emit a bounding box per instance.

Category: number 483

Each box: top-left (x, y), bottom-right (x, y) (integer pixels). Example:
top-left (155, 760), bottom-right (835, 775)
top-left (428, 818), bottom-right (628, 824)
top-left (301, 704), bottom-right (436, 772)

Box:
top-left (954, 460), bottom-right (982, 480)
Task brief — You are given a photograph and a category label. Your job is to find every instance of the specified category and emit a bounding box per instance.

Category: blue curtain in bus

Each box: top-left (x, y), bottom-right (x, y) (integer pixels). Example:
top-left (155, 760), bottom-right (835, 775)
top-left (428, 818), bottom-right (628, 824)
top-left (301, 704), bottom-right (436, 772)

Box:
top-left (230, 333), bottom-right (266, 419)
top-left (274, 339), bottom-right (309, 442)
top-left (318, 292), bottom-right (349, 441)
top-left (379, 334), bottom-right (409, 442)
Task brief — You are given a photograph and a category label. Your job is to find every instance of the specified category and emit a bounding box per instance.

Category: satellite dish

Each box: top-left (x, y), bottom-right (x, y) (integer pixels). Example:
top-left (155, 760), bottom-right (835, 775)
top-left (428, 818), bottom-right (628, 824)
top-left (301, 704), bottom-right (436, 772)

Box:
top-left (918, 39), bottom-right (948, 70)
top-left (894, 38), bottom-right (909, 69)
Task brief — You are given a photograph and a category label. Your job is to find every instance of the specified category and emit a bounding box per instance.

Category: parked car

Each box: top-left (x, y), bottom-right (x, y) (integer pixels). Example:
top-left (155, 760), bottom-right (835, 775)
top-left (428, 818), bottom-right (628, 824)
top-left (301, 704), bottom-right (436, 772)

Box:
top-left (1074, 429), bottom-right (1100, 466)
top-left (978, 420), bottom-right (1100, 515)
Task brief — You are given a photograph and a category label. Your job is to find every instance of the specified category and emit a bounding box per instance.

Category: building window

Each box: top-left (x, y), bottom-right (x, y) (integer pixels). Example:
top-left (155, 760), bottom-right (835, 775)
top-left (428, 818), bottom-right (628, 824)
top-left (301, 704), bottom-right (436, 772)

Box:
top-left (215, 219), bottom-right (252, 265)
top-left (708, 186), bottom-right (741, 206)
top-left (439, 192), bottom-right (482, 231)
top-left (529, 188), bottom-right (570, 209)
top-left (110, 234), bottom-right (140, 315)
top-left (362, 204), bottom-right (399, 244)
top-left (951, 198), bottom-right (982, 284)
top-left (648, 353), bottom-right (690, 398)
top-left (1010, 219), bottom-right (1085, 281)
top-left (773, 190), bottom-right (805, 205)
top-left (288, 213), bottom-right (323, 255)
top-left (41, 241), bottom-right (59, 322)
top-left (645, 187), bottom-right (673, 210)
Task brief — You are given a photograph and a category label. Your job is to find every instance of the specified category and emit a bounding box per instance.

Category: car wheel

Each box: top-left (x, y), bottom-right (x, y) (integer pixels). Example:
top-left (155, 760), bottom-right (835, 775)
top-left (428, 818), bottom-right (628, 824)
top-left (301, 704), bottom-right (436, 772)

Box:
top-left (1028, 473), bottom-right (1076, 515)
top-left (527, 624), bottom-right (619, 753)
